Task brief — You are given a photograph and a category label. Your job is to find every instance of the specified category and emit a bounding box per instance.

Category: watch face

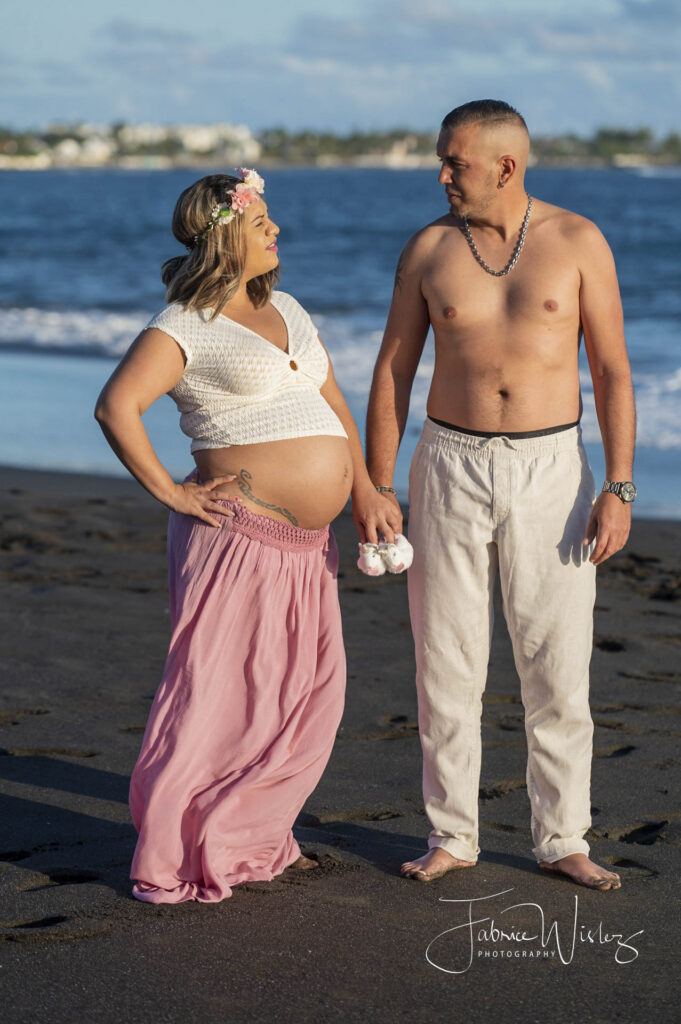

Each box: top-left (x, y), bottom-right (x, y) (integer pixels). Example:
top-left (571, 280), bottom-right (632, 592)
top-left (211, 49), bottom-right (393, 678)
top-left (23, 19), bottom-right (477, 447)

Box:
top-left (620, 482), bottom-right (637, 502)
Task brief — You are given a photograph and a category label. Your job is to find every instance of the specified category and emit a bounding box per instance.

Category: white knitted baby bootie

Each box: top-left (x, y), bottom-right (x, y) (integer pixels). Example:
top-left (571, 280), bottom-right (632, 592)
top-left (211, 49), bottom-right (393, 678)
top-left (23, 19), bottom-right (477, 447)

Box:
top-left (357, 542), bottom-right (386, 576)
top-left (377, 534), bottom-right (414, 574)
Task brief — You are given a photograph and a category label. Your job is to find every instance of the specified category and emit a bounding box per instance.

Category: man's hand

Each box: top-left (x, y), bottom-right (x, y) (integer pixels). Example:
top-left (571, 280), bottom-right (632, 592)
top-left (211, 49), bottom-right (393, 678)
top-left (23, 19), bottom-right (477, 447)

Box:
top-left (583, 491), bottom-right (632, 565)
top-left (352, 484), bottom-right (403, 544)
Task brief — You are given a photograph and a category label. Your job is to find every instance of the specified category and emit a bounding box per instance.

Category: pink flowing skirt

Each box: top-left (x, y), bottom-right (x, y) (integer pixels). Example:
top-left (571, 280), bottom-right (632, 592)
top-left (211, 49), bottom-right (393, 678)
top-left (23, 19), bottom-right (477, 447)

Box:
top-left (129, 501), bottom-right (346, 903)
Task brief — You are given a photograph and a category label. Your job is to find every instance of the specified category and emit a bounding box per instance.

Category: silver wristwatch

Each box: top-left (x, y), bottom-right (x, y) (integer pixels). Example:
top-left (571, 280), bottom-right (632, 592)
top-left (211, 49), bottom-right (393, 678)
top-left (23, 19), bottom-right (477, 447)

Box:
top-left (602, 480), bottom-right (637, 503)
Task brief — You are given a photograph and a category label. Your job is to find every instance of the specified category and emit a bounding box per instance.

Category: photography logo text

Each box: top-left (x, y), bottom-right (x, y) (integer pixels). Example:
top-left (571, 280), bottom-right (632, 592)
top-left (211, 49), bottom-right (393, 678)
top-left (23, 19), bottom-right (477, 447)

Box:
top-left (425, 887), bottom-right (644, 974)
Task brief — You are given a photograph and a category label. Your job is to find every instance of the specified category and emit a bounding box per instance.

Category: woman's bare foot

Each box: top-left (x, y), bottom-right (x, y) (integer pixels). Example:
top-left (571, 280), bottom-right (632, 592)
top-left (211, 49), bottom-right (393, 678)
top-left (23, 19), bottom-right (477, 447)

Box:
top-left (287, 854), bottom-right (319, 871)
top-left (539, 853), bottom-right (621, 890)
top-left (401, 847), bottom-right (476, 882)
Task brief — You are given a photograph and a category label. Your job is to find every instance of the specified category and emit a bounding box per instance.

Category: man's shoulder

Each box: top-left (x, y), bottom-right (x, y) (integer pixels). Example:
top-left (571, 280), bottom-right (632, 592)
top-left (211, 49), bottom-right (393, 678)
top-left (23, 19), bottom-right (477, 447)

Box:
top-left (400, 216), bottom-right (453, 265)
top-left (412, 214), bottom-right (453, 243)
top-left (533, 201), bottom-right (615, 276)
top-left (533, 199), bottom-right (604, 244)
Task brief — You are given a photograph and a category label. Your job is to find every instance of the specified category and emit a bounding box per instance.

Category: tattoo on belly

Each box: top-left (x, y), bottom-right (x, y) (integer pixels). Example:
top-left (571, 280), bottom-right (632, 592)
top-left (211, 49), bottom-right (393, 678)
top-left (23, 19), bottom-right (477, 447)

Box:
top-left (236, 469), bottom-right (299, 526)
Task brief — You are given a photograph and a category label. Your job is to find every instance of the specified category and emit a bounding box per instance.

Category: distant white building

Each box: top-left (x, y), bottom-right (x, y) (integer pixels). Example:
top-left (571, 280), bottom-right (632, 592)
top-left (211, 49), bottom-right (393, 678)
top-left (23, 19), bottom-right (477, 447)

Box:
top-left (80, 136), bottom-right (116, 164)
top-left (0, 121), bottom-right (262, 170)
top-left (175, 123), bottom-right (261, 162)
top-left (52, 138), bottom-right (82, 164)
top-left (117, 124), bottom-right (171, 147)
top-left (117, 122), bottom-right (261, 162)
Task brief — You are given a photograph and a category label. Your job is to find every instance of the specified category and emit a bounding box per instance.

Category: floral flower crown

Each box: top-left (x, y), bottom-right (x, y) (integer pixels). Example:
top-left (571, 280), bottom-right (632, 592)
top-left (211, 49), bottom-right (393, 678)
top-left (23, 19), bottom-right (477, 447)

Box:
top-left (191, 168), bottom-right (265, 246)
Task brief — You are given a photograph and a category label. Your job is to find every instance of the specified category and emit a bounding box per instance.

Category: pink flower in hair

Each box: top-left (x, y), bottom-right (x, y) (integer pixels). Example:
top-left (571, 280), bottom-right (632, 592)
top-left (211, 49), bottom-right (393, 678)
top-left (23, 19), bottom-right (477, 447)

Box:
top-left (230, 183), bottom-right (259, 212)
top-left (237, 168), bottom-right (265, 193)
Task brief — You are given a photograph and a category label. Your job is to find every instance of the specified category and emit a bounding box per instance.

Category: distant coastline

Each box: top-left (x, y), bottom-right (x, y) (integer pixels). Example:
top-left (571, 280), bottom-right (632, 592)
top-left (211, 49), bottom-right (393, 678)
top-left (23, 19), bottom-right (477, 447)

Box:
top-left (1, 122), bottom-right (680, 171)
top-left (3, 158), bottom-right (680, 172)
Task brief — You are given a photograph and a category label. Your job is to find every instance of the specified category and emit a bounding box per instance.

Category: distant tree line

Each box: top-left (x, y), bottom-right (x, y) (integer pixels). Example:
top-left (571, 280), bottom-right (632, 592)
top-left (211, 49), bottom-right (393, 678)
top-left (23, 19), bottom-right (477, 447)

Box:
top-left (1, 123), bottom-right (680, 166)
top-left (259, 126), bottom-right (681, 164)
top-left (532, 128), bottom-right (681, 164)
top-left (258, 128), bottom-right (436, 162)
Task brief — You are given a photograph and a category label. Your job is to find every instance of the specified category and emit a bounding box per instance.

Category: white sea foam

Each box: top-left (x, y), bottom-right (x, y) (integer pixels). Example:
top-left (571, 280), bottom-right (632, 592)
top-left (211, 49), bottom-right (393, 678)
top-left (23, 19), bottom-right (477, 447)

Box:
top-left (0, 307), bottom-right (149, 356)
top-left (579, 367), bottom-right (681, 449)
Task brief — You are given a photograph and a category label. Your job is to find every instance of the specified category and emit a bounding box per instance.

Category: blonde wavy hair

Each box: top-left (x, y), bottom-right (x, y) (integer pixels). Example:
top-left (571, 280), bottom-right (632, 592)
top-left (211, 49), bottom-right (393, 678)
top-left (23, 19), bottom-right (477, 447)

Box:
top-left (161, 174), bottom-right (279, 321)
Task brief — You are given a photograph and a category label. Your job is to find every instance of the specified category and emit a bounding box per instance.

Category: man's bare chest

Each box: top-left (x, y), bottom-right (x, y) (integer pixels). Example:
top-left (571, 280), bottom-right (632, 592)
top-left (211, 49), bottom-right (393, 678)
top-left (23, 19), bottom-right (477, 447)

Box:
top-left (423, 240), bottom-right (581, 334)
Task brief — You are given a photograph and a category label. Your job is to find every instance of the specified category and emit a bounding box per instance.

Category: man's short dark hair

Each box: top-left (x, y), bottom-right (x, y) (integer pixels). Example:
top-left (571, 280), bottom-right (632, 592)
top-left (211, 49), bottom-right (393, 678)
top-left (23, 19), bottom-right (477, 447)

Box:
top-left (441, 100), bottom-right (528, 135)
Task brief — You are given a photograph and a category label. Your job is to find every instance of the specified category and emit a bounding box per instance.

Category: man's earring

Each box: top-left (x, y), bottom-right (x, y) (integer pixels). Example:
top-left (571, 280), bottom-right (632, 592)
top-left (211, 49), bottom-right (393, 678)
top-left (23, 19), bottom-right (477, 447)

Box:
top-left (498, 180), bottom-right (505, 189)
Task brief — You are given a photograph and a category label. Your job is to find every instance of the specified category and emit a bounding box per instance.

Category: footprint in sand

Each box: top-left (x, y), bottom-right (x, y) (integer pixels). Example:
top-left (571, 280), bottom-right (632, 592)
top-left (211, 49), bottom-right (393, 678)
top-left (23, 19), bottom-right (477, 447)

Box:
top-left (19, 868), bottom-right (101, 892)
top-left (619, 820), bottom-right (668, 845)
top-left (0, 915), bottom-right (111, 944)
top-left (594, 744), bottom-right (637, 758)
top-left (604, 857), bottom-right (658, 878)
top-left (593, 635), bottom-right (627, 652)
top-left (0, 746), bottom-right (97, 757)
top-left (0, 708), bottom-right (50, 728)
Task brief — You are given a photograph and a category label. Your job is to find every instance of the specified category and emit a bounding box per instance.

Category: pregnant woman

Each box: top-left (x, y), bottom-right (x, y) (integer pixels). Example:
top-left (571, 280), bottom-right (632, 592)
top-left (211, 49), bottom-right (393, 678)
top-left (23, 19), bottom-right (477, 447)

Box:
top-left (95, 169), bottom-right (399, 903)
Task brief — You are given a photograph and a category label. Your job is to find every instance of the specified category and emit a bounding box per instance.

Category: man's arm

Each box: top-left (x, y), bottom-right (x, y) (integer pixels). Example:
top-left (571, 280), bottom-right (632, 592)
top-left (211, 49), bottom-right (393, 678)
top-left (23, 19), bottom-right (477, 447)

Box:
top-left (318, 341), bottom-right (402, 543)
top-left (578, 220), bottom-right (636, 565)
top-left (354, 234), bottom-right (431, 542)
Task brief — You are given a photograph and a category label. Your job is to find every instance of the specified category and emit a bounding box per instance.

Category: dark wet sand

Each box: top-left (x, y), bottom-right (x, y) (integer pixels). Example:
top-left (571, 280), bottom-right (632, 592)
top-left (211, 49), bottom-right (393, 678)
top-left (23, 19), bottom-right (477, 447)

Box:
top-left (1, 465), bottom-right (679, 1024)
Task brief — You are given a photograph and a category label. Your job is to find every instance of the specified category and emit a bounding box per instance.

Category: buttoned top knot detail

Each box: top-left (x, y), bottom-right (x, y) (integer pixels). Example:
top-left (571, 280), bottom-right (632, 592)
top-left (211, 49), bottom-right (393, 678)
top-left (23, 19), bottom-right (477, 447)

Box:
top-left (145, 290), bottom-right (348, 452)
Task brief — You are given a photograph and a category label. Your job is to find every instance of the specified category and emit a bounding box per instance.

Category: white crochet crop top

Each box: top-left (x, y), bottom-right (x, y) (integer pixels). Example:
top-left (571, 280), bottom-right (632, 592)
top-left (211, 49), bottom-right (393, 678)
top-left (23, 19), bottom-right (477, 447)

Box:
top-left (145, 290), bottom-right (348, 451)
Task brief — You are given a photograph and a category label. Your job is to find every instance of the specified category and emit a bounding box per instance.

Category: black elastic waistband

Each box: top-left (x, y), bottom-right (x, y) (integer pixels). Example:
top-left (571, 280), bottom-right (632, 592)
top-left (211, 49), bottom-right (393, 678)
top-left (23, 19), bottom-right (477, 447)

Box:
top-left (427, 416), bottom-right (581, 440)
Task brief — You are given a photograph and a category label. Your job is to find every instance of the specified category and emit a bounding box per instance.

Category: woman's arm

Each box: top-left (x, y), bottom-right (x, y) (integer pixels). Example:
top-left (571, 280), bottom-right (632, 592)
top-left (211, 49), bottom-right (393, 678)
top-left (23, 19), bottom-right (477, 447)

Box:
top-left (319, 342), bottom-right (402, 544)
top-left (94, 328), bottom-right (235, 527)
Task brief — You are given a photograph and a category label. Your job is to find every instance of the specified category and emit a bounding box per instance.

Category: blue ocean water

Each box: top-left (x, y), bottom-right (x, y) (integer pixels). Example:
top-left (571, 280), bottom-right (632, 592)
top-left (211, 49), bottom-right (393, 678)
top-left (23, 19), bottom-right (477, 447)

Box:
top-left (1, 167), bottom-right (679, 516)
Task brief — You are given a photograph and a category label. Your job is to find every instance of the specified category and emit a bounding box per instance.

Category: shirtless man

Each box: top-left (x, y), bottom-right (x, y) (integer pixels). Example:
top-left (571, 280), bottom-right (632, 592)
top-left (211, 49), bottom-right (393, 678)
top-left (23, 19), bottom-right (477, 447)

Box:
top-left (354, 100), bottom-right (636, 891)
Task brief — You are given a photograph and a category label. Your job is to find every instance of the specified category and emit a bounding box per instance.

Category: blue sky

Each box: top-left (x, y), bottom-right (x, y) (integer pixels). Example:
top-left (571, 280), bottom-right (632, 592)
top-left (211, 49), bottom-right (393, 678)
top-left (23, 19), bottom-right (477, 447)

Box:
top-left (2, 0), bottom-right (680, 135)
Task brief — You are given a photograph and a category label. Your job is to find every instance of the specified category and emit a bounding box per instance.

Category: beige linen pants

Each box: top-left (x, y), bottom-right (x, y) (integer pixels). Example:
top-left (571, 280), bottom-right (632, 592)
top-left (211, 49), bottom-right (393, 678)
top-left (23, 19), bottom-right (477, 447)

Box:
top-left (407, 418), bottom-right (597, 864)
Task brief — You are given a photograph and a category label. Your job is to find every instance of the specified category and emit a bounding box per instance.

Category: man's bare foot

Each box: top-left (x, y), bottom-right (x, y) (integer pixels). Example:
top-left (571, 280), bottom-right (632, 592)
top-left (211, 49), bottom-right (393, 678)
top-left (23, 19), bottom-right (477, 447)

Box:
top-left (401, 848), bottom-right (476, 882)
top-left (539, 853), bottom-right (621, 890)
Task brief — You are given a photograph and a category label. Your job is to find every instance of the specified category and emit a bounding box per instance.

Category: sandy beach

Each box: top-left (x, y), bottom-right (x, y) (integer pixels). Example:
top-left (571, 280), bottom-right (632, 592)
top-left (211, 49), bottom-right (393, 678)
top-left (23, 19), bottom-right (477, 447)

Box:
top-left (1, 464), bottom-right (679, 1023)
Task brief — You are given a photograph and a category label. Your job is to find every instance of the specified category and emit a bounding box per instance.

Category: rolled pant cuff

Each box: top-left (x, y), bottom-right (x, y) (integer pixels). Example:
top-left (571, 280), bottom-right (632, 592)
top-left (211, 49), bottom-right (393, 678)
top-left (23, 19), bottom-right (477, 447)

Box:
top-left (428, 836), bottom-right (479, 863)
top-left (533, 838), bottom-right (590, 863)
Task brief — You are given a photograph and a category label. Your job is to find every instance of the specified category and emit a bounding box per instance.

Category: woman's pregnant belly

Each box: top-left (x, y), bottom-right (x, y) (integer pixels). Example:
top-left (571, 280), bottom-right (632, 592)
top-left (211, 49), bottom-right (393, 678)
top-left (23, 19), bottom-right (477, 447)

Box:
top-left (194, 435), bottom-right (353, 530)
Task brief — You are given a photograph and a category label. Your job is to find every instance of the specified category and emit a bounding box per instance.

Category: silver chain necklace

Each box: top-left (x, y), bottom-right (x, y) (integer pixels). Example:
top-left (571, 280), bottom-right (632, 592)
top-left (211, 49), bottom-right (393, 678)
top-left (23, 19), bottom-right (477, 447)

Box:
top-left (461, 195), bottom-right (533, 277)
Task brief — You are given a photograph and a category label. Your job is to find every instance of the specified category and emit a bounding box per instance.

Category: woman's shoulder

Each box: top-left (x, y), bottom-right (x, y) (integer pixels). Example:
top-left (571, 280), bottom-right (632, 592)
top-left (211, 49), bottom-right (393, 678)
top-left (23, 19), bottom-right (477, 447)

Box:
top-left (145, 302), bottom-right (206, 332)
top-left (144, 303), bottom-right (215, 363)
top-left (271, 290), bottom-right (318, 332)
